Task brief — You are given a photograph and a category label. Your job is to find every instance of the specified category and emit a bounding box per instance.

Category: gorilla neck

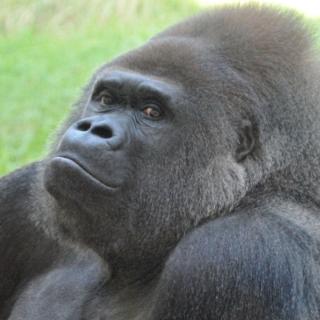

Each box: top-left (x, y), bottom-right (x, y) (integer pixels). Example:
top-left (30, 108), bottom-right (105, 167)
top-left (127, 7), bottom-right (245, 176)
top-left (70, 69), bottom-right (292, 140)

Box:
top-left (33, 193), bottom-right (170, 287)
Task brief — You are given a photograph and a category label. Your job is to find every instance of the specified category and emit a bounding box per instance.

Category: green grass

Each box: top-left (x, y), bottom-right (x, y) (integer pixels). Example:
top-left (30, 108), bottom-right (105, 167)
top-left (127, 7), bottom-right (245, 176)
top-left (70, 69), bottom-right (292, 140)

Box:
top-left (0, 0), bottom-right (199, 175)
top-left (0, 1), bottom-right (319, 176)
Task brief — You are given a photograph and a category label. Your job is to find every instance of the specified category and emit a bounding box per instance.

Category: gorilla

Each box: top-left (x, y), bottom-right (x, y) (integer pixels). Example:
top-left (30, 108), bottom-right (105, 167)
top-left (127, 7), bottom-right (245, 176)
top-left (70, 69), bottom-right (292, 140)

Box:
top-left (1, 4), bottom-right (320, 320)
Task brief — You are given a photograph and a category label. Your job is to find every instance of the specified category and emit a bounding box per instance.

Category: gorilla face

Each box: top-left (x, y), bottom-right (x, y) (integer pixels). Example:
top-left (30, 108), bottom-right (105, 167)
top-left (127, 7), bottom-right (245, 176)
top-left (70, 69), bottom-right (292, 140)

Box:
top-left (45, 70), bottom-right (183, 197)
top-left (43, 38), bottom-right (253, 275)
top-left (44, 67), bottom-right (193, 221)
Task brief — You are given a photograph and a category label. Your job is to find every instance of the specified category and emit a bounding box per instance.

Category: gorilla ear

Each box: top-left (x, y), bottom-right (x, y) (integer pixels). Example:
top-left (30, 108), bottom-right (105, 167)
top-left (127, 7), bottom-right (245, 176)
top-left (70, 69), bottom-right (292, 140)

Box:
top-left (235, 120), bottom-right (256, 162)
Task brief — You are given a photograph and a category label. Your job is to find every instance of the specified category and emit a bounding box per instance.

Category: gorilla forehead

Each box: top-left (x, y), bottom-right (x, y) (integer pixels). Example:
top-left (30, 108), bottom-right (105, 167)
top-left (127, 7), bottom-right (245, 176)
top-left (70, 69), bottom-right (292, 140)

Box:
top-left (105, 37), bottom-right (219, 88)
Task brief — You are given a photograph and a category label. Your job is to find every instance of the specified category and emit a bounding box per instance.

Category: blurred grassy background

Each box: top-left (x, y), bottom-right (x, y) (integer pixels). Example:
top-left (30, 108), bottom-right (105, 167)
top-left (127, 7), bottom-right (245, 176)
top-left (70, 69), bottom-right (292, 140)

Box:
top-left (0, 0), bottom-right (319, 175)
top-left (0, 0), bottom-right (200, 175)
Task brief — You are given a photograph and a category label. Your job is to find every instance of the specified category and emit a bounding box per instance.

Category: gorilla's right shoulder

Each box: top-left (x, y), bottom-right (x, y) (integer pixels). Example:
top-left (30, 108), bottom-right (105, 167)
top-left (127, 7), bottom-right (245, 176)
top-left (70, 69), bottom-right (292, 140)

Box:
top-left (0, 163), bottom-right (61, 315)
top-left (0, 161), bottom-right (50, 243)
top-left (0, 162), bottom-right (41, 206)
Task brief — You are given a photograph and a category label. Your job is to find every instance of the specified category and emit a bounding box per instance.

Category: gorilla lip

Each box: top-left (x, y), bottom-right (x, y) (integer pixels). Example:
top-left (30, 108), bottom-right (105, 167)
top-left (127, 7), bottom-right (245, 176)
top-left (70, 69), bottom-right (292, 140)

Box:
top-left (53, 156), bottom-right (120, 191)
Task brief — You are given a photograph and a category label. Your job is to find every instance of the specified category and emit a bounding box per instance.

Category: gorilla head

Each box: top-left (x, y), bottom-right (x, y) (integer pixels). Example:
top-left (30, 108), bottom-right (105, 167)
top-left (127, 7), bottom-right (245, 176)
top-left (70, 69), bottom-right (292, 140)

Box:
top-left (43, 6), bottom-right (320, 282)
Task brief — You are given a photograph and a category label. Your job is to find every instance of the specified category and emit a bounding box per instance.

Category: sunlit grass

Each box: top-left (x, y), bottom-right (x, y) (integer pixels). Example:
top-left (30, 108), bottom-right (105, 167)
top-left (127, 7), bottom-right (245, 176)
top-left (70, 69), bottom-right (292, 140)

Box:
top-left (198, 0), bottom-right (320, 17)
top-left (0, 0), bottom-right (199, 34)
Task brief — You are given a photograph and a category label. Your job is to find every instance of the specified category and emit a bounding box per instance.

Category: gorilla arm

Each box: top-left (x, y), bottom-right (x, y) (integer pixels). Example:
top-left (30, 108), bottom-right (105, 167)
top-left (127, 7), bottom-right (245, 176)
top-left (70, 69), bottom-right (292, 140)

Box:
top-left (0, 163), bottom-right (61, 316)
top-left (0, 164), bottom-right (109, 320)
top-left (149, 198), bottom-right (320, 320)
top-left (8, 249), bottom-right (108, 320)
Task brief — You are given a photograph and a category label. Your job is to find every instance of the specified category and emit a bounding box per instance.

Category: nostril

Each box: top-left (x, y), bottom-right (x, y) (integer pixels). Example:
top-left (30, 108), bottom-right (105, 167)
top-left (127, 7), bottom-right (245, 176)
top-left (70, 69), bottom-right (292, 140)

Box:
top-left (77, 121), bottom-right (91, 132)
top-left (92, 125), bottom-right (113, 139)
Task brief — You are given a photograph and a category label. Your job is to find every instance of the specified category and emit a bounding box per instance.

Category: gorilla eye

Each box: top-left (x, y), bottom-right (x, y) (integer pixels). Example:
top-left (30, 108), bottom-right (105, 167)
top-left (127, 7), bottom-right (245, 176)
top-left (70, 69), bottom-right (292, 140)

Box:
top-left (143, 105), bottom-right (162, 119)
top-left (99, 92), bottom-right (114, 106)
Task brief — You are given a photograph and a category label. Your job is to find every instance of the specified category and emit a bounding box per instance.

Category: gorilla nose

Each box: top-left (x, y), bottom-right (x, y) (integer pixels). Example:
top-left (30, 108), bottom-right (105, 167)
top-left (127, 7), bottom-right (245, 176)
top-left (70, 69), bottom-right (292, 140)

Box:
top-left (76, 120), bottom-right (113, 139)
top-left (62, 116), bottom-right (126, 152)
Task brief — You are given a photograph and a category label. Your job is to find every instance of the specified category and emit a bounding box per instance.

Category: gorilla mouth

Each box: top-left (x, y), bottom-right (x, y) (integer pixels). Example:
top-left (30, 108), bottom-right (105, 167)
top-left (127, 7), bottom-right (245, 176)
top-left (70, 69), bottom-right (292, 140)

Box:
top-left (53, 156), bottom-right (120, 191)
